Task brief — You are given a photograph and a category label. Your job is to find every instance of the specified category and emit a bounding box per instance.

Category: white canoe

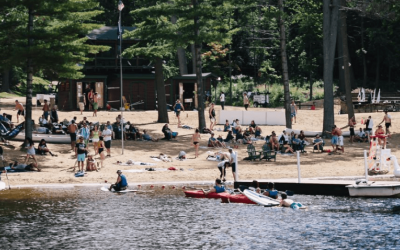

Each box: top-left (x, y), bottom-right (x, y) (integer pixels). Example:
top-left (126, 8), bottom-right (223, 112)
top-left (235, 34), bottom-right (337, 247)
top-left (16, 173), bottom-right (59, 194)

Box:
top-left (0, 181), bottom-right (6, 191)
top-left (242, 189), bottom-right (280, 207)
top-left (285, 128), bottom-right (350, 137)
top-left (11, 132), bottom-right (72, 144)
top-left (346, 182), bottom-right (400, 197)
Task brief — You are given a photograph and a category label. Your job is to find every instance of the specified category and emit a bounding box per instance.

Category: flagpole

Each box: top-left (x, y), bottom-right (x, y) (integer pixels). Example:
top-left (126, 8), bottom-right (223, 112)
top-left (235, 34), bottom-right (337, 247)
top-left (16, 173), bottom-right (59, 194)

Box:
top-left (119, 1), bottom-right (124, 155)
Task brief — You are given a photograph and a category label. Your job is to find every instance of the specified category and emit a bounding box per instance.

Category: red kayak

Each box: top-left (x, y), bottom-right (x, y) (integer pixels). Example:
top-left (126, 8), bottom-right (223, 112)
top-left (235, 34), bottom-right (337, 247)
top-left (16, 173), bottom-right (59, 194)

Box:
top-left (184, 190), bottom-right (231, 199)
top-left (220, 194), bottom-right (256, 204)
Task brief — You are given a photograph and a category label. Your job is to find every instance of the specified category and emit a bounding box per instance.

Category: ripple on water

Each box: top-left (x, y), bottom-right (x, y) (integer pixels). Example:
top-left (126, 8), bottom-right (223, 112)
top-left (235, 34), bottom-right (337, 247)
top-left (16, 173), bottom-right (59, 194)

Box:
top-left (0, 188), bottom-right (400, 249)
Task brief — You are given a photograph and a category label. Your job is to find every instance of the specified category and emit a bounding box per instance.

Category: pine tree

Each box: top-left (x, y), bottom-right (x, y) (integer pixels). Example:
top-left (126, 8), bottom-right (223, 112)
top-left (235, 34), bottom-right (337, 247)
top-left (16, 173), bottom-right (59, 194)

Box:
top-left (0, 0), bottom-right (109, 139)
top-left (125, 0), bottom-right (237, 130)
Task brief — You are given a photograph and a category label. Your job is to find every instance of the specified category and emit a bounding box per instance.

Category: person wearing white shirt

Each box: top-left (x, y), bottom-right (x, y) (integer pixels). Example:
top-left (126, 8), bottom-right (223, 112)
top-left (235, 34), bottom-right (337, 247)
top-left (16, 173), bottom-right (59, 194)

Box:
top-left (220, 92), bottom-right (225, 110)
top-left (228, 148), bottom-right (237, 181)
top-left (365, 116), bottom-right (373, 135)
top-left (102, 126), bottom-right (112, 157)
top-left (355, 128), bottom-right (367, 142)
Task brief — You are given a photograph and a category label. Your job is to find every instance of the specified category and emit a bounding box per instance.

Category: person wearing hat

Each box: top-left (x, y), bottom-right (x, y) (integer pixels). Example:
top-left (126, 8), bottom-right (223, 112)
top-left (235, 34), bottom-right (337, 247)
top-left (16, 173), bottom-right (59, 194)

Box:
top-left (313, 134), bottom-right (324, 152)
top-left (173, 99), bottom-right (184, 125)
top-left (109, 170), bottom-right (128, 191)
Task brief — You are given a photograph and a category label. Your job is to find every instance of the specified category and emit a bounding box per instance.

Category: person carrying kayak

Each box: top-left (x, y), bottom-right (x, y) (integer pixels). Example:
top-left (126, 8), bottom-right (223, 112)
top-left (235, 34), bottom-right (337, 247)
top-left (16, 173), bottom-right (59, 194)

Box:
top-left (202, 178), bottom-right (228, 195)
top-left (109, 170), bottom-right (128, 191)
top-left (280, 193), bottom-right (306, 209)
top-left (263, 182), bottom-right (279, 199)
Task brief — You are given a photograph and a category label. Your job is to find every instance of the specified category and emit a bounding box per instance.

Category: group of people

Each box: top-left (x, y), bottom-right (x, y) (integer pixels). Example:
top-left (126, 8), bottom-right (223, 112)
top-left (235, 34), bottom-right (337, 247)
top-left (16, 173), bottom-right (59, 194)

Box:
top-left (78, 86), bottom-right (99, 117)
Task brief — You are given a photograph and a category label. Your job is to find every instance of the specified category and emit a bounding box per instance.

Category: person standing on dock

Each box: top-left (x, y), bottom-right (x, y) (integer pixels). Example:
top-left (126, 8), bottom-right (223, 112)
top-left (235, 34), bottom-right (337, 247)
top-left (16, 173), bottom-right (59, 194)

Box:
top-left (14, 100), bottom-right (25, 123)
top-left (378, 111), bottom-right (391, 137)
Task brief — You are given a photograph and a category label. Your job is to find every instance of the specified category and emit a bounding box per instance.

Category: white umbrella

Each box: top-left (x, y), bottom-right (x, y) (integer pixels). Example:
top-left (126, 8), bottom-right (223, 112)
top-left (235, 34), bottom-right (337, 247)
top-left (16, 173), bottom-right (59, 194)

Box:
top-left (357, 88), bottom-right (361, 101)
top-left (376, 89), bottom-right (381, 103)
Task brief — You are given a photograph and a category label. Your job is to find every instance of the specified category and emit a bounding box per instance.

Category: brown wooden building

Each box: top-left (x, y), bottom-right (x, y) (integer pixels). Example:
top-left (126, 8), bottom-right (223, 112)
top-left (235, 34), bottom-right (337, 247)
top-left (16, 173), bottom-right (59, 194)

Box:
top-left (57, 26), bottom-right (216, 111)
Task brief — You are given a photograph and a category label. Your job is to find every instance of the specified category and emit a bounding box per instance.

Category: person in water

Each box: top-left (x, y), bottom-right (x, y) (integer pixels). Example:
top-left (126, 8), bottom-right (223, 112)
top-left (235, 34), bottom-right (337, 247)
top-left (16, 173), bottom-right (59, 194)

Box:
top-left (109, 170), bottom-right (128, 191)
top-left (280, 193), bottom-right (306, 209)
top-left (202, 178), bottom-right (228, 195)
top-left (263, 182), bottom-right (279, 199)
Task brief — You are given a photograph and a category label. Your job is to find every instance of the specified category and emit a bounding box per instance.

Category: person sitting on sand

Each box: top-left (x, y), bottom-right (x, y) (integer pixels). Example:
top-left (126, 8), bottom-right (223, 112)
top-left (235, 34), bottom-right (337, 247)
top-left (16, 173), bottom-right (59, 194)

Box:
top-left (254, 126), bottom-right (262, 138)
top-left (280, 193), bottom-right (306, 209)
top-left (109, 170), bottom-right (128, 191)
top-left (235, 129), bottom-right (244, 144)
top-left (216, 135), bottom-right (227, 148)
top-left (298, 130), bottom-right (310, 144)
top-left (142, 130), bottom-right (158, 142)
top-left (37, 139), bottom-right (57, 156)
top-left (242, 132), bottom-right (253, 145)
top-left (263, 182), bottom-right (279, 199)
top-left (202, 178), bottom-right (228, 195)
top-left (248, 120), bottom-right (257, 134)
top-left (162, 124), bottom-right (177, 140)
top-left (355, 128), bottom-right (367, 143)
top-left (86, 155), bottom-right (98, 172)
top-left (4, 161), bottom-right (41, 172)
top-left (282, 141), bottom-right (294, 154)
top-left (208, 132), bottom-right (224, 147)
top-left (291, 134), bottom-right (305, 153)
top-left (158, 153), bottom-right (173, 162)
top-left (223, 120), bottom-right (231, 132)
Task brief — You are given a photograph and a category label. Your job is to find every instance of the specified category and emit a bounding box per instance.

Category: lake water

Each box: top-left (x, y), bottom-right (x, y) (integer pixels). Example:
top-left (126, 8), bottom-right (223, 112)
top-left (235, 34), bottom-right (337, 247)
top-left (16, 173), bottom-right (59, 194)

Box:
top-left (1, 187), bottom-right (400, 249)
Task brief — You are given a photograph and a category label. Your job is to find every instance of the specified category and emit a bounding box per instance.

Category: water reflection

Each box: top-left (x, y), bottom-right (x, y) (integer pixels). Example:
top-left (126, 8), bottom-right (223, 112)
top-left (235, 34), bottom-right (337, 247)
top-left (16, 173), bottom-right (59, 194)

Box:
top-left (0, 187), bottom-right (400, 249)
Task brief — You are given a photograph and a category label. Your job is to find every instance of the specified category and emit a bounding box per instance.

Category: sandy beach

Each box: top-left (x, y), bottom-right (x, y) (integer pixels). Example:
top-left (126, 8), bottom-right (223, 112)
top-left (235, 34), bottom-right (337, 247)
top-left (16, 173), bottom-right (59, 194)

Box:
top-left (1, 96), bottom-right (399, 187)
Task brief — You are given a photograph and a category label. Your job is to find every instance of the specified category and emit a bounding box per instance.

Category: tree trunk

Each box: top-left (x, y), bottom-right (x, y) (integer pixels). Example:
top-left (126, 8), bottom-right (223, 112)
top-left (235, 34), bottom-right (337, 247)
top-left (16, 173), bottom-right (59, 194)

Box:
top-left (1, 69), bottom-right (10, 92)
top-left (337, 25), bottom-right (345, 94)
top-left (322, 0), bottom-right (339, 138)
top-left (375, 51), bottom-right (380, 88)
top-left (171, 15), bottom-right (188, 75)
top-left (25, 8), bottom-right (34, 140)
top-left (361, 17), bottom-right (367, 87)
top-left (193, 0), bottom-right (206, 131)
top-left (309, 42), bottom-right (313, 101)
top-left (340, 0), bottom-right (354, 119)
top-left (191, 44), bottom-right (196, 74)
top-left (278, 0), bottom-right (291, 129)
top-left (155, 57), bottom-right (169, 123)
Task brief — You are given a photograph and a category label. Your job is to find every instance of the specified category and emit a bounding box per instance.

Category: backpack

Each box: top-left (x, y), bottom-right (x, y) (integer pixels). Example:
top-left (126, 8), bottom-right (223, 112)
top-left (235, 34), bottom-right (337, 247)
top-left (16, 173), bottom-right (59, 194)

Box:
top-left (178, 151), bottom-right (186, 159)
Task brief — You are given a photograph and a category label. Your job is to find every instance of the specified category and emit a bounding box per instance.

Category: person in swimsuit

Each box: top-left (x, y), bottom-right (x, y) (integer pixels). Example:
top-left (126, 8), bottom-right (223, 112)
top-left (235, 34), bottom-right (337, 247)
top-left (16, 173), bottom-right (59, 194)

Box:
top-left (24, 137), bottom-right (38, 165)
top-left (97, 136), bottom-right (106, 169)
top-left (209, 103), bottom-right (216, 131)
top-left (202, 178), bottom-right (228, 195)
top-left (173, 100), bottom-right (185, 126)
top-left (191, 128), bottom-right (201, 158)
top-left (378, 111), bottom-right (391, 136)
top-left (5, 161), bottom-right (41, 172)
top-left (93, 92), bottom-right (98, 117)
top-left (88, 89), bottom-right (94, 110)
top-left (263, 182), bottom-right (279, 199)
top-left (91, 125), bottom-right (101, 154)
top-left (42, 99), bottom-right (50, 120)
top-left (68, 120), bottom-right (78, 151)
top-left (14, 100), bottom-right (25, 123)
top-left (109, 170), bottom-right (128, 191)
top-left (375, 125), bottom-right (387, 148)
top-left (86, 155), bottom-right (98, 171)
top-left (280, 193), bottom-right (306, 209)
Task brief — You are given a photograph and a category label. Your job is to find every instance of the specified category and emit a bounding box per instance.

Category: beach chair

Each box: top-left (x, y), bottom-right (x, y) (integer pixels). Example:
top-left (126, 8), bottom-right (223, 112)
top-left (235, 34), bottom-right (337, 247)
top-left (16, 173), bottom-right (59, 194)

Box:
top-left (261, 144), bottom-right (277, 162)
top-left (246, 144), bottom-right (261, 161)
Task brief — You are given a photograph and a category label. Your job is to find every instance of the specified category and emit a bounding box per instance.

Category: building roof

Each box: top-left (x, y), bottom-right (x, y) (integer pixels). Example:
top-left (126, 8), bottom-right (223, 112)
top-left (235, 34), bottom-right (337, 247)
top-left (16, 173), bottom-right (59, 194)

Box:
top-left (87, 26), bottom-right (136, 40)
